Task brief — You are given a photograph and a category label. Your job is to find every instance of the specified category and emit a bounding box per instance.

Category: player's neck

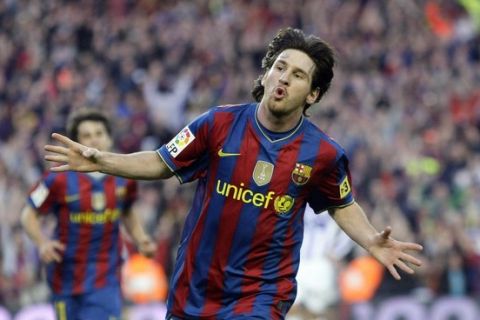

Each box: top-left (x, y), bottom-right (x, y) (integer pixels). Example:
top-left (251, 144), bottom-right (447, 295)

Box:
top-left (257, 102), bottom-right (303, 132)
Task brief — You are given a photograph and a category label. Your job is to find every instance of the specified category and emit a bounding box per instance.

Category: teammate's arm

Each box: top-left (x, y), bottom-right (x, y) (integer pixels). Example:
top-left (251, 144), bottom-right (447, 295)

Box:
top-left (44, 133), bottom-right (173, 180)
top-left (20, 205), bottom-right (65, 263)
top-left (329, 201), bottom-right (423, 280)
top-left (121, 209), bottom-right (156, 258)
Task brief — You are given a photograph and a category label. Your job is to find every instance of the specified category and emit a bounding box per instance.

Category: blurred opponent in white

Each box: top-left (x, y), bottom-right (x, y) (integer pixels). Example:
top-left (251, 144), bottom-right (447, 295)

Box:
top-left (288, 204), bottom-right (353, 320)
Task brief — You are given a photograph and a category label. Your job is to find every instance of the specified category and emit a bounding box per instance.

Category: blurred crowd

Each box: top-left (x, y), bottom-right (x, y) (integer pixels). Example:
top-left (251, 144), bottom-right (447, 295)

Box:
top-left (1, 0), bottom-right (480, 316)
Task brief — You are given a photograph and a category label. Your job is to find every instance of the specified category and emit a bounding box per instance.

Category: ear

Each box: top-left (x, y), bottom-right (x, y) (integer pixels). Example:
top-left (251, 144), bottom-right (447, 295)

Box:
top-left (261, 73), bottom-right (267, 86)
top-left (306, 87), bottom-right (320, 105)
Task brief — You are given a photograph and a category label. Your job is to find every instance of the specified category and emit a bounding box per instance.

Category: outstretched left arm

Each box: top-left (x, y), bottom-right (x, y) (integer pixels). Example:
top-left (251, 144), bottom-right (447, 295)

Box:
top-left (330, 202), bottom-right (423, 280)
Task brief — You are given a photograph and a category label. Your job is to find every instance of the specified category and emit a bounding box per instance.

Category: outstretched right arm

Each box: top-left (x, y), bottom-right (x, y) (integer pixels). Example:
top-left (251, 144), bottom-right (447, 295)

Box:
top-left (44, 133), bottom-right (173, 180)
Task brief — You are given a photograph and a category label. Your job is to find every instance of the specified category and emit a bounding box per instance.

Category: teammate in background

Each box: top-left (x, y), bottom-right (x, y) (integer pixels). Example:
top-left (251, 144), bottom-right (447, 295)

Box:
top-left (43, 28), bottom-right (423, 319)
top-left (21, 109), bottom-right (156, 320)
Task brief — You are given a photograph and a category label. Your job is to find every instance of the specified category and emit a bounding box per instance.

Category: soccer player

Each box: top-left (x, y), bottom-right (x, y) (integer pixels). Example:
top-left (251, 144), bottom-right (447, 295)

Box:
top-left (43, 28), bottom-right (423, 319)
top-left (21, 109), bottom-right (156, 320)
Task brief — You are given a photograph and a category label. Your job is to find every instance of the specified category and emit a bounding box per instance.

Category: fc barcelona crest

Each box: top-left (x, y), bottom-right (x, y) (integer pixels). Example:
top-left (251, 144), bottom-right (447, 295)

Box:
top-left (292, 163), bottom-right (312, 185)
top-left (92, 192), bottom-right (106, 211)
top-left (253, 161), bottom-right (274, 186)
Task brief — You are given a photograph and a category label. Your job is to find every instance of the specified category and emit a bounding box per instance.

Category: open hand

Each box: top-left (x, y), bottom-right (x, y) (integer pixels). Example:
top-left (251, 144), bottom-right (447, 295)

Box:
top-left (368, 226), bottom-right (423, 280)
top-left (44, 133), bottom-right (101, 172)
top-left (39, 240), bottom-right (65, 264)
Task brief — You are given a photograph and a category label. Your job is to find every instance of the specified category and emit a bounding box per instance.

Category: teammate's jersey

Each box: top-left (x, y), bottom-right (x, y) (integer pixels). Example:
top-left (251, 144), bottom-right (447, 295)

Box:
top-left (28, 171), bottom-right (137, 295)
top-left (158, 103), bottom-right (354, 319)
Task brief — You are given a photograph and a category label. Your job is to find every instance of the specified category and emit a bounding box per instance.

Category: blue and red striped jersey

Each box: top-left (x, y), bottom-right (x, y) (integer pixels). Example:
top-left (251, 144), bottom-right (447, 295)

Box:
top-left (27, 171), bottom-right (137, 295)
top-left (158, 103), bottom-right (354, 319)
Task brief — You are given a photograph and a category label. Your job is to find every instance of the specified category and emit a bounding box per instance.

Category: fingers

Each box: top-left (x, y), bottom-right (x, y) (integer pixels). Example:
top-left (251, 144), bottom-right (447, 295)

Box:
top-left (399, 252), bottom-right (422, 267)
top-left (387, 265), bottom-right (401, 280)
top-left (401, 242), bottom-right (423, 252)
top-left (45, 145), bottom-right (69, 155)
top-left (44, 145), bottom-right (71, 165)
top-left (45, 154), bottom-right (69, 163)
top-left (380, 226), bottom-right (392, 239)
top-left (395, 259), bottom-right (415, 275)
top-left (139, 240), bottom-right (157, 258)
top-left (50, 164), bottom-right (71, 172)
top-left (49, 242), bottom-right (64, 262)
top-left (388, 256), bottom-right (422, 280)
top-left (41, 253), bottom-right (55, 264)
top-left (50, 133), bottom-right (87, 154)
top-left (52, 241), bottom-right (66, 252)
top-left (40, 241), bottom-right (65, 263)
top-left (44, 138), bottom-right (75, 166)
top-left (384, 251), bottom-right (422, 281)
top-left (50, 250), bottom-right (63, 263)
top-left (51, 133), bottom-right (74, 145)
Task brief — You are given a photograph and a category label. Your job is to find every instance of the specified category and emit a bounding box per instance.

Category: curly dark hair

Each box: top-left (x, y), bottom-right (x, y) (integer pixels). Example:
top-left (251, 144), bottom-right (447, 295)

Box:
top-left (251, 28), bottom-right (335, 115)
top-left (66, 108), bottom-right (112, 142)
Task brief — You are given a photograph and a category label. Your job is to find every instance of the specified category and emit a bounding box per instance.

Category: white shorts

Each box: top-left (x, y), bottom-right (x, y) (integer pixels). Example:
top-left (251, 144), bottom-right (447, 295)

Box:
top-left (294, 257), bottom-right (338, 314)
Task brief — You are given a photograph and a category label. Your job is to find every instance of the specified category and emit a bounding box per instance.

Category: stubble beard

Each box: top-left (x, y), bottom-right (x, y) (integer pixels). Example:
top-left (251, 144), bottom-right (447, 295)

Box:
top-left (266, 94), bottom-right (303, 120)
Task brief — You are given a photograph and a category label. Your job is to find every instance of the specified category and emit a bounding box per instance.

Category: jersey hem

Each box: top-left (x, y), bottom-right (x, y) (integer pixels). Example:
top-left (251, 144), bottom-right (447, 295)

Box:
top-left (157, 150), bottom-right (184, 184)
top-left (322, 199), bottom-right (355, 214)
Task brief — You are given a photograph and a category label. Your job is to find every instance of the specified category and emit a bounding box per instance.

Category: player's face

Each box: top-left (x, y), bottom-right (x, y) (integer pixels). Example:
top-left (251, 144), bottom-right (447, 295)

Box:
top-left (76, 120), bottom-right (113, 151)
top-left (261, 49), bottom-right (319, 118)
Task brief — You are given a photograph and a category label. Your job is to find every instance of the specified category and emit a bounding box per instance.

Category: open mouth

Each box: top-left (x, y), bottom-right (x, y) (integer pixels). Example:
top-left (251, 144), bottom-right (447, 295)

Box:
top-left (274, 87), bottom-right (286, 99)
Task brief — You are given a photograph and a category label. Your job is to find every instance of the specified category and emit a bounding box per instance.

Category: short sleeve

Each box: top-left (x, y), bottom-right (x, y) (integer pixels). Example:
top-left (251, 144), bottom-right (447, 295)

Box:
top-left (27, 172), bottom-right (60, 215)
top-left (307, 155), bottom-right (354, 213)
top-left (157, 110), bottom-right (213, 183)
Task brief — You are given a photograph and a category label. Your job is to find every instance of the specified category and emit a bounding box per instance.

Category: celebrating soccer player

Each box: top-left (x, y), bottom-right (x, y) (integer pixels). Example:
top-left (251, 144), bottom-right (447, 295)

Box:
top-left (43, 28), bottom-right (423, 319)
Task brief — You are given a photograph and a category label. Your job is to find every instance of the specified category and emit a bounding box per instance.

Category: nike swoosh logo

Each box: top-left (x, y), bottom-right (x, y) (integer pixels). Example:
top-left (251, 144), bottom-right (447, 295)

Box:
top-left (218, 148), bottom-right (241, 157)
